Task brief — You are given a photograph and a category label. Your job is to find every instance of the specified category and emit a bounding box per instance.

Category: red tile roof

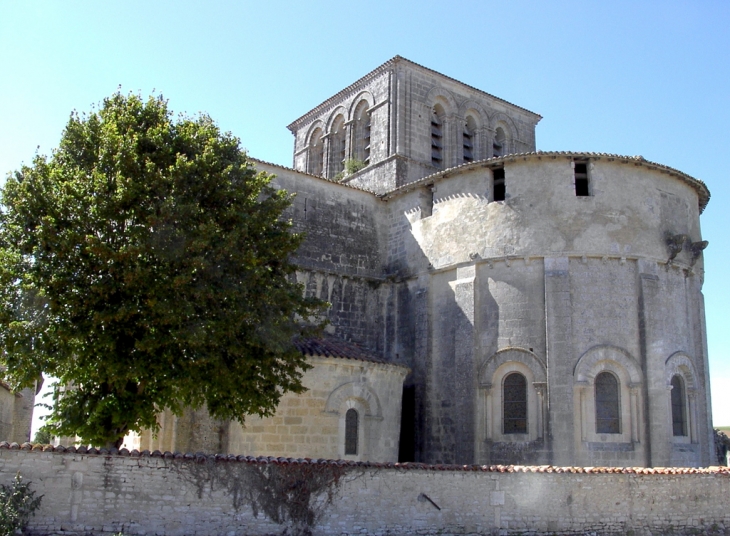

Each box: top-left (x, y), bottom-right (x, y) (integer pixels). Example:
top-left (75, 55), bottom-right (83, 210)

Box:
top-left (3, 442), bottom-right (728, 475)
top-left (294, 335), bottom-right (406, 368)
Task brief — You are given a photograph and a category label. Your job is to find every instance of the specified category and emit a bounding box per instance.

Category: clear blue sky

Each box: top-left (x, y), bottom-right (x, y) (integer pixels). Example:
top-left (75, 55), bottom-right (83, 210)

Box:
top-left (1, 1), bottom-right (729, 427)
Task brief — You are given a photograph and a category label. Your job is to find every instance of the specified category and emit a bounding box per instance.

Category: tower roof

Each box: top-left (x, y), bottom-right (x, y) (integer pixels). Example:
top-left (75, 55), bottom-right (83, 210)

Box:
top-left (286, 56), bottom-right (542, 133)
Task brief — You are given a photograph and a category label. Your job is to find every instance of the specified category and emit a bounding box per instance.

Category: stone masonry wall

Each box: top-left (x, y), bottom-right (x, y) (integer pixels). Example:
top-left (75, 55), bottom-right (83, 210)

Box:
top-left (0, 386), bottom-right (34, 444)
top-left (256, 161), bottom-right (390, 349)
top-left (227, 357), bottom-right (407, 462)
top-left (2, 446), bottom-right (729, 536)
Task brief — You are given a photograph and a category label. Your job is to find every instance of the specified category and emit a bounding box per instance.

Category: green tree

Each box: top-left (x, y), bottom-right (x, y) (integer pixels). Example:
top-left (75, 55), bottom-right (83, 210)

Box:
top-left (0, 92), bottom-right (323, 448)
top-left (32, 428), bottom-right (52, 445)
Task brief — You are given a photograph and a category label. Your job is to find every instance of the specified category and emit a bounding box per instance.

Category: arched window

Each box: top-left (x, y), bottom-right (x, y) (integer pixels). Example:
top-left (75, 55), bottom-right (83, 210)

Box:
top-left (307, 128), bottom-right (324, 176)
top-left (463, 116), bottom-right (476, 163)
top-left (431, 104), bottom-right (445, 168)
top-left (671, 375), bottom-right (687, 437)
top-left (352, 101), bottom-right (370, 165)
top-left (493, 127), bottom-right (506, 157)
top-left (595, 372), bottom-right (620, 434)
top-left (503, 372), bottom-right (527, 434)
top-left (345, 408), bottom-right (358, 455)
top-left (329, 115), bottom-right (346, 178)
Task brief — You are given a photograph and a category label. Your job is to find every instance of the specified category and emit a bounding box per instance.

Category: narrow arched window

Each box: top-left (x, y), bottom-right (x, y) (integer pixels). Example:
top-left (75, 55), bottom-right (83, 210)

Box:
top-left (345, 408), bottom-right (358, 455)
top-left (431, 104), bottom-right (445, 168)
top-left (503, 372), bottom-right (527, 434)
top-left (307, 128), bottom-right (324, 176)
top-left (352, 101), bottom-right (370, 166)
top-left (329, 115), bottom-right (346, 178)
top-left (463, 116), bottom-right (476, 163)
top-left (595, 372), bottom-right (620, 434)
top-left (671, 375), bottom-right (687, 436)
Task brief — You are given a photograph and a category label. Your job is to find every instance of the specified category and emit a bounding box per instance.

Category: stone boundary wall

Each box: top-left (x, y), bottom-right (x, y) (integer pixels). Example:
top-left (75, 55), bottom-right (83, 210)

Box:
top-left (1, 442), bottom-right (729, 535)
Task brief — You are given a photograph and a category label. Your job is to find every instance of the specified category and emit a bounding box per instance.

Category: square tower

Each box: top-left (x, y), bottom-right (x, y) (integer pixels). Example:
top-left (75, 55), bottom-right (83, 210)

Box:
top-left (287, 56), bottom-right (541, 194)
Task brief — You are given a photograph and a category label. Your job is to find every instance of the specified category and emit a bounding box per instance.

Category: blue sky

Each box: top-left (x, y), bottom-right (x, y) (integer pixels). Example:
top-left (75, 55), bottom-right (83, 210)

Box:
top-left (1, 1), bottom-right (729, 428)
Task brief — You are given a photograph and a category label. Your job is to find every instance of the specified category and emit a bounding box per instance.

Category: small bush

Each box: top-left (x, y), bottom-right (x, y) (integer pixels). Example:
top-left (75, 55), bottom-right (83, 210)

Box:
top-left (0, 473), bottom-right (42, 536)
top-left (344, 159), bottom-right (366, 175)
top-left (334, 159), bottom-right (367, 182)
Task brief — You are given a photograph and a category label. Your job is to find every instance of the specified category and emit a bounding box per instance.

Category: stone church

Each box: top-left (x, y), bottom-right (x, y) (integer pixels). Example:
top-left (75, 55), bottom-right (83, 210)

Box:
top-left (131, 56), bottom-right (713, 468)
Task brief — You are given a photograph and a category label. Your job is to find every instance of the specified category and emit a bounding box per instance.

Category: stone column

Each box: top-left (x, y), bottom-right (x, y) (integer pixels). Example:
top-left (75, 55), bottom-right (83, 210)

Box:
top-left (321, 133), bottom-right (331, 179)
top-left (442, 116), bottom-right (456, 169)
top-left (475, 385), bottom-right (492, 463)
top-left (688, 389), bottom-right (699, 444)
top-left (534, 382), bottom-right (547, 440)
top-left (630, 383), bottom-right (642, 444)
top-left (344, 119), bottom-right (354, 162)
top-left (477, 127), bottom-right (489, 161)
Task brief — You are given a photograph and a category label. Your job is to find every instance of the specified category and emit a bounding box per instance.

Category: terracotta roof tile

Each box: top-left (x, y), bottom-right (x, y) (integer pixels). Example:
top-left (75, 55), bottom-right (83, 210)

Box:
top-left (294, 335), bottom-right (409, 369)
top-left (4, 443), bottom-right (730, 475)
top-left (251, 158), bottom-right (378, 195)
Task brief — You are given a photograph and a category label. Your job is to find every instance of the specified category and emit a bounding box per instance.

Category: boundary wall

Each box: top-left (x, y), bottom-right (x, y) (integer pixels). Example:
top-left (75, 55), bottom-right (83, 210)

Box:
top-left (1, 442), bottom-right (729, 535)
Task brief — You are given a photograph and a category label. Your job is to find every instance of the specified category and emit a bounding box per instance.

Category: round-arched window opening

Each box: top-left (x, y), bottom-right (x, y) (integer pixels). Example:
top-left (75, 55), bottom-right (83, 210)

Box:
top-left (330, 115), bottom-right (346, 177)
top-left (345, 408), bottom-right (359, 455)
top-left (503, 372), bottom-right (527, 434)
top-left (671, 375), bottom-right (687, 437)
top-left (431, 104), bottom-right (445, 168)
top-left (353, 101), bottom-right (370, 165)
top-left (463, 116), bottom-right (476, 163)
top-left (595, 372), bottom-right (620, 434)
top-left (308, 128), bottom-right (324, 176)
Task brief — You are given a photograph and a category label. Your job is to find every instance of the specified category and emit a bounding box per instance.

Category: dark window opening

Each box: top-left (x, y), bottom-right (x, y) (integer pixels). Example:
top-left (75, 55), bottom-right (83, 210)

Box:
top-left (595, 372), bottom-right (620, 434)
top-left (493, 167), bottom-right (505, 202)
top-left (345, 408), bottom-right (358, 455)
top-left (363, 116), bottom-right (371, 164)
top-left (574, 161), bottom-right (590, 196)
top-left (353, 101), bottom-right (370, 166)
top-left (671, 375), bottom-right (687, 437)
top-left (398, 385), bottom-right (416, 462)
top-left (330, 116), bottom-right (346, 178)
top-left (431, 106), bottom-right (444, 168)
top-left (308, 129), bottom-right (324, 177)
top-left (503, 372), bottom-right (527, 434)
top-left (463, 118), bottom-right (475, 163)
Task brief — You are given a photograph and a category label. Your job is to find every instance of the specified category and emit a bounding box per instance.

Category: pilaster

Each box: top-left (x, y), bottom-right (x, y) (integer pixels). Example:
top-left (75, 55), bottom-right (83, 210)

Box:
top-left (451, 265), bottom-right (476, 464)
top-left (638, 260), bottom-right (667, 466)
top-left (544, 257), bottom-right (572, 465)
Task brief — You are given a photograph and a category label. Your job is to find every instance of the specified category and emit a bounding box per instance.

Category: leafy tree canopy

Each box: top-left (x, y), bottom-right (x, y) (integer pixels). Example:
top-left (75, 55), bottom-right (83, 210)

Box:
top-left (0, 92), bottom-right (323, 448)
